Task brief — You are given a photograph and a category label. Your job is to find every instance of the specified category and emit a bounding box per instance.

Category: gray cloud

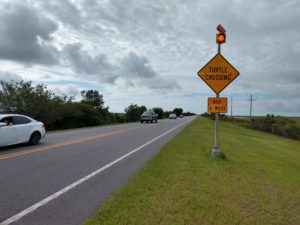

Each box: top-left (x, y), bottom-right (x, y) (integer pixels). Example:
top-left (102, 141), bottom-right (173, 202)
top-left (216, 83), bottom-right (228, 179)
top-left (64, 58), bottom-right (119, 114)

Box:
top-left (0, 2), bottom-right (59, 64)
top-left (38, 0), bottom-right (82, 29)
top-left (121, 52), bottom-right (180, 90)
top-left (97, 1), bottom-right (178, 32)
top-left (65, 85), bottom-right (80, 96)
top-left (53, 85), bottom-right (80, 96)
top-left (0, 71), bottom-right (22, 83)
top-left (62, 45), bottom-right (180, 90)
top-left (122, 52), bottom-right (157, 79)
top-left (1, 0), bottom-right (300, 114)
top-left (256, 99), bottom-right (300, 115)
top-left (42, 74), bottom-right (53, 80)
top-left (62, 43), bottom-right (118, 84)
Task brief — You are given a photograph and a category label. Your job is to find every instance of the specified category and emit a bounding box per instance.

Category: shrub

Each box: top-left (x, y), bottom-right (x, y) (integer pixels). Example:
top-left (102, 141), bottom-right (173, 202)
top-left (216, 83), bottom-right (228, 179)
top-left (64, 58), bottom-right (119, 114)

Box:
top-left (271, 124), bottom-right (286, 136)
top-left (284, 124), bottom-right (300, 140)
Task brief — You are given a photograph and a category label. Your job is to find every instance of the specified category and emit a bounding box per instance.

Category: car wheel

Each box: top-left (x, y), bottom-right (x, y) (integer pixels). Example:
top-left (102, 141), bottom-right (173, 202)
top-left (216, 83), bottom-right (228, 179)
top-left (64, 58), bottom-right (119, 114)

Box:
top-left (140, 121), bottom-right (143, 123)
top-left (29, 132), bottom-right (41, 145)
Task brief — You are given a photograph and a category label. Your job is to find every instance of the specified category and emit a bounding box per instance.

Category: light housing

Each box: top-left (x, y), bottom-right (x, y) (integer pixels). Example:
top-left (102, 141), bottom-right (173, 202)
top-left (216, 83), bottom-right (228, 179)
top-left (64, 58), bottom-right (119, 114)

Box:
top-left (216, 33), bottom-right (226, 44)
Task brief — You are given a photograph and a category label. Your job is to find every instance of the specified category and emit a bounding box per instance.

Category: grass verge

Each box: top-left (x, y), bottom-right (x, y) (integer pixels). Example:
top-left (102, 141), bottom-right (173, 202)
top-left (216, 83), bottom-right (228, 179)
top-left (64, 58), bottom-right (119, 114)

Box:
top-left (83, 116), bottom-right (300, 225)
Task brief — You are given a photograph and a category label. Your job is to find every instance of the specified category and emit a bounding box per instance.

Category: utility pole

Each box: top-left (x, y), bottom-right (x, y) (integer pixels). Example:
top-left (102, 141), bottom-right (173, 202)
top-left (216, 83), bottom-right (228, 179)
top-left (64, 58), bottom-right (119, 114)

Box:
top-left (248, 94), bottom-right (255, 119)
top-left (231, 95), bottom-right (233, 118)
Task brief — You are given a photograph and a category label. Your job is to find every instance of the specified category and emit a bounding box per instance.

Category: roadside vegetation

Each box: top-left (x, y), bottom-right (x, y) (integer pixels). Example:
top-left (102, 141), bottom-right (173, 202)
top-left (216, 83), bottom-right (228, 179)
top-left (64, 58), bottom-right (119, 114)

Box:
top-left (202, 113), bottom-right (300, 140)
top-left (0, 80), bottom-right (195, 130)
top-left (83, 116), bottom-right (300, 225)
top-left (289, 117), bottom-right (300, 126)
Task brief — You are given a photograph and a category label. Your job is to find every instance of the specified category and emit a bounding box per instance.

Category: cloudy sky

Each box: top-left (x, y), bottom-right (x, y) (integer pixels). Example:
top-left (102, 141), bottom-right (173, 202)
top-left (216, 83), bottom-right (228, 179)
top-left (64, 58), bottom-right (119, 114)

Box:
top-left (0, 0), bottom-right (299, 116)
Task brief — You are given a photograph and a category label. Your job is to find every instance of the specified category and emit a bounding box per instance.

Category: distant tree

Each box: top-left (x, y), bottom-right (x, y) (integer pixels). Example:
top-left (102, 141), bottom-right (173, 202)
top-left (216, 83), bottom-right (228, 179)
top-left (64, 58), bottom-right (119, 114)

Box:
top-left (153, 107), bottom-right (164, 119)
top-left (201, 112), bottom-right (210, 117)
top-left (0, 81), bottom-right (122, 130)
top-left (125, 104), bottom-right (147, 122)
top-left (183, 112), bottom-right (196, 116)
top-left (50, 102), bottom-right (97, 129)
top-left (81, 90), bottom-right (104, 112)
top-left (113, 113), bottom-right (127, 123)
top-left (173, 108), bottom-right (183, 116)
top-left (163, 111), bottom-right (173, 118)
top-left (284, 124), bottom-right (300, 140)
top-left (0, 80), bottom-right (64, 125)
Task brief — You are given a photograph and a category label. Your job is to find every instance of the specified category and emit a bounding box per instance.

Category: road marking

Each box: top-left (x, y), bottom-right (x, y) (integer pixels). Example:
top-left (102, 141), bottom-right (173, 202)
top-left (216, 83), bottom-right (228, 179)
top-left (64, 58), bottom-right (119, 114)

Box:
top-left (0, 119), bottom-right (193, 225)
top-left (46, 122), bottom-right (151, 137)
top-left (0, 126), bottom-right (143, 161)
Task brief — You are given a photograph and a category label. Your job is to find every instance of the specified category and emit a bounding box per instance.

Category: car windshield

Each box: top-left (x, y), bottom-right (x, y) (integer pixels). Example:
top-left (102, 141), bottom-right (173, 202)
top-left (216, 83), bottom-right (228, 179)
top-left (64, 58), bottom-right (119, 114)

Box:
top-left (142, 111), bottom-right (152, 116)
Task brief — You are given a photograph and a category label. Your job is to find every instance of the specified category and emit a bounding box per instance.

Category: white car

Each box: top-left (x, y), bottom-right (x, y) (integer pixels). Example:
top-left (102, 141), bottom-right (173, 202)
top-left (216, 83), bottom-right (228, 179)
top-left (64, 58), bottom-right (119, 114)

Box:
top-left (169, 113), bottom-right (177, 119)
top-left (0, 114), bottom-right (46, 147)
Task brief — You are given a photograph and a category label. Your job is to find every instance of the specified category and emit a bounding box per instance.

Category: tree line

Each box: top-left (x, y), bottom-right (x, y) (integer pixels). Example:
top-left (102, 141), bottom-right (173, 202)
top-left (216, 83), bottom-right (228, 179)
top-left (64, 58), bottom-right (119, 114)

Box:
top-left (0, 81), bottom-right (195, 130)
top-left (202, 113), bottom-right (300, 140)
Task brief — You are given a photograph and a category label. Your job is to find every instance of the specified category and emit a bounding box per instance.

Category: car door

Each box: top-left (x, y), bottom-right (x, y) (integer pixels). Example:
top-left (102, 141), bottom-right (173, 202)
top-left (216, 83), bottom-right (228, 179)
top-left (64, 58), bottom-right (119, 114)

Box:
top-left (12, 116), bottom-right (31, 144)
top-left (0, 117), bottom-right (17, 147)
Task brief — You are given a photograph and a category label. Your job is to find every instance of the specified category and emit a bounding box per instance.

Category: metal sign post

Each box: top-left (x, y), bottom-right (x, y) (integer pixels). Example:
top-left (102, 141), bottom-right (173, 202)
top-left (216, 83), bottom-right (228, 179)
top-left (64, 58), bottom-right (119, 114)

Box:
top-left (197, 24), bottom-right (240, 157)
top-left (212, 44), bottom-right (222, 156)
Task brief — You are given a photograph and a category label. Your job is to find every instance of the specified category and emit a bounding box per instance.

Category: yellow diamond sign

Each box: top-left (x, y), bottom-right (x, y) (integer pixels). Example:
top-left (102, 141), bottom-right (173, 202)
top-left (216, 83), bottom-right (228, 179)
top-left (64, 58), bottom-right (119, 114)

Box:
top-left (197, 53), bottom-right (239, 94)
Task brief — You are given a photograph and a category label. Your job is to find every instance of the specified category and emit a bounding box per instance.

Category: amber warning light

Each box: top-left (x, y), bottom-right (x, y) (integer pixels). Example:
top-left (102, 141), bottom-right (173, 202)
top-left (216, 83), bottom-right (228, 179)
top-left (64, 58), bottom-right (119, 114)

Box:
top-left (216, 33), bottom-right (226, 44)
top-left (216, 24), bottom-right (226, 44)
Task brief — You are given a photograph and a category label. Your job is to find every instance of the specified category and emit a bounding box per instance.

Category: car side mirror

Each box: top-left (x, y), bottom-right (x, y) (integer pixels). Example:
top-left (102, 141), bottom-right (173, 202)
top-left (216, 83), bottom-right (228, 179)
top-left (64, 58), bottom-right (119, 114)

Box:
top-left (0, 122), bottom-right (7, 128)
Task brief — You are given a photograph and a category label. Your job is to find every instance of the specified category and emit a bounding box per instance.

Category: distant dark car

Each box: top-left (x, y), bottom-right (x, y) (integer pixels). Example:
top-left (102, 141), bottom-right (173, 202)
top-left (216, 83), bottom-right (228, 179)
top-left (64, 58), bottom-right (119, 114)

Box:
top-left (179, 115), bottom-right (184, 118)
top-left (140, 111), bottom-right (158, 123)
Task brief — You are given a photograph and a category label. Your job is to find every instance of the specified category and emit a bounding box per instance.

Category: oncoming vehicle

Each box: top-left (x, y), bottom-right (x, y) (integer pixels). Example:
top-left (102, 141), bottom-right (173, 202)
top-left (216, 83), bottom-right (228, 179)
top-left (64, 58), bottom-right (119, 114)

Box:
top-left (0, 114), bottom-right (46, 147)
top-left (140, 111), bottom-right (158, 123)
top-left (169, 113), bottom-right (177, 119)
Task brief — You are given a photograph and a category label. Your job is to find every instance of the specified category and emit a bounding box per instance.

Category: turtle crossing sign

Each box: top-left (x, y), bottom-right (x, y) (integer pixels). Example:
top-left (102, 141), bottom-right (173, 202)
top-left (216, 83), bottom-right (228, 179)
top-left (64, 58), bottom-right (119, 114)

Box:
top-left (197, 53), bottom-right (239, 94)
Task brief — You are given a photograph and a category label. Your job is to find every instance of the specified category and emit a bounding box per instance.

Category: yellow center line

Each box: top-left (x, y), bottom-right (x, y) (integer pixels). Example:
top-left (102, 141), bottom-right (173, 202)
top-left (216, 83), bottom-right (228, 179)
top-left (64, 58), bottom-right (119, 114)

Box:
top-left (0, 125), bottom-right (147, 161)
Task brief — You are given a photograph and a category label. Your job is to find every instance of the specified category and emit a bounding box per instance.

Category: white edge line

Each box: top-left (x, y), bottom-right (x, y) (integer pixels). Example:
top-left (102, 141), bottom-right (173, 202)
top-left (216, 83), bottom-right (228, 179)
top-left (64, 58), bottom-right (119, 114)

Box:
top-left (0, 118), bottom-right (194, 225)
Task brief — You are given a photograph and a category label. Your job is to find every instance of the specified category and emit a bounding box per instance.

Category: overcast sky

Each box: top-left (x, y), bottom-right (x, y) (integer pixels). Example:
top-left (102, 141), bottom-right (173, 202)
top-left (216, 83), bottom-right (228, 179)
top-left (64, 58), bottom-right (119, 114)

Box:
top-left (0, 0), bottom-right (299, 116)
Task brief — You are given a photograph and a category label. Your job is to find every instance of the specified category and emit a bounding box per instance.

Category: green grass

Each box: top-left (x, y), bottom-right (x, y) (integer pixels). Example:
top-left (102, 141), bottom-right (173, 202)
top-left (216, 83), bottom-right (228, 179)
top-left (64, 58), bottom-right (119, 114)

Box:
top-left (83, 116), bottom-right (300, 225)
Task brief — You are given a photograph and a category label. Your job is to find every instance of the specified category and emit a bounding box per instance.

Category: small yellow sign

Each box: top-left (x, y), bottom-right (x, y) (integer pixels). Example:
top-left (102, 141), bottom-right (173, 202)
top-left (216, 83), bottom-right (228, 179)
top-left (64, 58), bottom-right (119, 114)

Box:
top-left (198, 54), bottom-right (239, 94)
top-left (208, 97), bottom-right (228, 113)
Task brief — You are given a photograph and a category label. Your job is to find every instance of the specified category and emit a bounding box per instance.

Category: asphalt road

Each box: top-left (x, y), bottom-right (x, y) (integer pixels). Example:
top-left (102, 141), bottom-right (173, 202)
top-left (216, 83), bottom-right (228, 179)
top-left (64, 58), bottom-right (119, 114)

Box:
top-left (0, 116), bottom-right (195, 225)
